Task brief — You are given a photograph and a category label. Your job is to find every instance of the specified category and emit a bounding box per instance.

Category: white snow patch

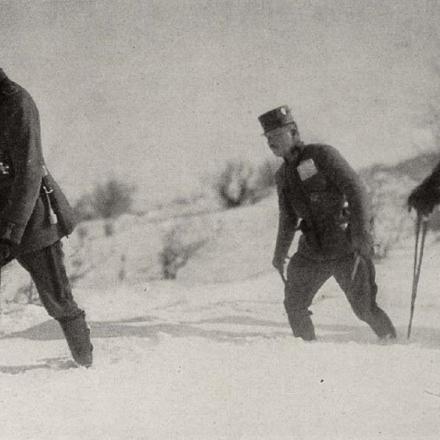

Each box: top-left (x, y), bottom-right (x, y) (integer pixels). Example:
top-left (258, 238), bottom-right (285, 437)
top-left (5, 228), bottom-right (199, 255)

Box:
top-left (1, 245), bottom-right (440, 439)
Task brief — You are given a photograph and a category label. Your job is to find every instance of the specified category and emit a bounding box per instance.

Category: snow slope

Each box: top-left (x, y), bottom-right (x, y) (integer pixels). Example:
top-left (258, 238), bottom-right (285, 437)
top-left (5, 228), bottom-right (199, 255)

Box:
top-left (1, 236), bottom-right (440, 439)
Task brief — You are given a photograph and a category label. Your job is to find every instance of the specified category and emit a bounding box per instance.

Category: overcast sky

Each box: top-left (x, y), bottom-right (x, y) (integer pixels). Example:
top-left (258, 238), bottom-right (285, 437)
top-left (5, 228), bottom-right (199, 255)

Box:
top-left (1, 0), bottom-right (439, 203)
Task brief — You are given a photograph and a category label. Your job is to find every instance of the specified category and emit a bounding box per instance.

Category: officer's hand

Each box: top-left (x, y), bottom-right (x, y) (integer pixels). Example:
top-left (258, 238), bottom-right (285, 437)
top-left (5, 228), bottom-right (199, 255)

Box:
top-left (0, 241), bottom-right (11, 263)
top-left (408, 187), bottom-right (435, 217)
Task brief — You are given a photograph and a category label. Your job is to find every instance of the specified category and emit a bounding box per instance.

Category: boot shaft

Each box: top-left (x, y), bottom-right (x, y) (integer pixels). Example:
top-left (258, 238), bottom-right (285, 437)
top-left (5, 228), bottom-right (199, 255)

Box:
top-left (59, 312), bottom-right (93, 367)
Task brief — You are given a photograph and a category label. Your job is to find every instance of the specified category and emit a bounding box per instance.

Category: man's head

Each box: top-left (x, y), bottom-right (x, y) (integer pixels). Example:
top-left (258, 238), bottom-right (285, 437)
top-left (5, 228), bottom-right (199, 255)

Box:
top-left (258, 105), bottom-right (301, 158)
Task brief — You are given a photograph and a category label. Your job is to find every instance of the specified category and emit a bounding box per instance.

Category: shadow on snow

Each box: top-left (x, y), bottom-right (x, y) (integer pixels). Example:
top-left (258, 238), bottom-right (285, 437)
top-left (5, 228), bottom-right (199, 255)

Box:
top-left (0, 315), bottom-right (439, 374)
top-left (0, 357), bottom-right (78, 375)
top-left (1, 314), bottom-right (439, 347)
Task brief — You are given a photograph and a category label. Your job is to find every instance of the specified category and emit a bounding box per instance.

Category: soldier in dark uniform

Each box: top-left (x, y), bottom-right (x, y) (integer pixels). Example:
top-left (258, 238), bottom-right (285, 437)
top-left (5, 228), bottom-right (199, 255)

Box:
top-left (0, 68), bottom-right (93, 367)
top-left (408, 160), bottom-right (440, 215)
top-left (259, 105), bottom-right (396, 341)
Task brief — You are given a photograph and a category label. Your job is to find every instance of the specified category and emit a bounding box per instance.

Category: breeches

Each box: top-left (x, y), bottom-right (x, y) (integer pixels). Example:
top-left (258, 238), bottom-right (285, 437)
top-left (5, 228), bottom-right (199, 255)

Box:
top-left (284, 252), bottom-right (395, 338)
top-left (16, 241), bottom-right (83, 321)
top-left (285, 253), bottom-right (377, 317)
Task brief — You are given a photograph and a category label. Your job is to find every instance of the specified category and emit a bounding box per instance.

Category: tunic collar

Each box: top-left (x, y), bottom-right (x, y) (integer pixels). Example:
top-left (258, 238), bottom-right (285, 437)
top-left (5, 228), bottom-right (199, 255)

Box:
top-left (284, 142), bottom-right (305, 166)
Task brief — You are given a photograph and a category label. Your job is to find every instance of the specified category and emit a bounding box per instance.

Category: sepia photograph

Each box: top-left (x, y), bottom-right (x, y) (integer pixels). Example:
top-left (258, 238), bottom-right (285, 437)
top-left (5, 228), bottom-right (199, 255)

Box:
top-left (0, 0), bottom-right (439, 438)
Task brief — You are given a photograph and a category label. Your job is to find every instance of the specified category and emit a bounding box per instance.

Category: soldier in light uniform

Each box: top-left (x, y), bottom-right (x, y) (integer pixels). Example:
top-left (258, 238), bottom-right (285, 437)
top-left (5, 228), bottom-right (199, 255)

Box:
top-left (0, 68), bottom-right (93, 367)
top-left (259, 105), bottom-right (396, 341)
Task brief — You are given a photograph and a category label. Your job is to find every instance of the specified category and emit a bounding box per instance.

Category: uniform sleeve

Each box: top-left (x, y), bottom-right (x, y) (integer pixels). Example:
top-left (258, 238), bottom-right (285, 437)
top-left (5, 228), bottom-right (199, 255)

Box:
top-left (413, 160), bottom-right (440, 204)
top-left (273, 168), bottom-right (298, 260)
top-left (0, 93), bottom-right (43, 245)
top-left (314, 145), bottom-right (372, 243)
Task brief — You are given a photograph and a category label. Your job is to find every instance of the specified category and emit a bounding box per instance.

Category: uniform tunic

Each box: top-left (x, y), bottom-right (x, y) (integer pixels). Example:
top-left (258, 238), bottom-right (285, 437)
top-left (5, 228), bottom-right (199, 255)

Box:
top-left (0, 69), bottom-right (81, 321)
top-left (274, 143), bottom-right (372, 261)
top-left (0, 69), bottom-right (75, 256)
top-left (274, 143), bottom-right (395, 340)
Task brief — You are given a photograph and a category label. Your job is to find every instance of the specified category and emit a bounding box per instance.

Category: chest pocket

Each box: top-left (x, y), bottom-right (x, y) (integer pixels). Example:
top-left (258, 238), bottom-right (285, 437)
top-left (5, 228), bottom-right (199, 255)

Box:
top-left (296, 162), bottom-right (344, 218)
top-left (296, 158), bottom-right (327, 192)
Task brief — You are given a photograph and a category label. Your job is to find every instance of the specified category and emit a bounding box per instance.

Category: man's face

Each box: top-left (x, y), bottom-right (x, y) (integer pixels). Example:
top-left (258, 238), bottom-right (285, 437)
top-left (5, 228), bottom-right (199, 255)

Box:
top-left (264, 125), bottom-right (298, 158)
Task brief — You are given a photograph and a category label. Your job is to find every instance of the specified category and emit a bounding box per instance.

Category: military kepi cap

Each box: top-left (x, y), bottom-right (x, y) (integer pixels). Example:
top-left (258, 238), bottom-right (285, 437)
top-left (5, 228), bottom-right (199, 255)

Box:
top-left (258, 105), bottom-right (296, 133)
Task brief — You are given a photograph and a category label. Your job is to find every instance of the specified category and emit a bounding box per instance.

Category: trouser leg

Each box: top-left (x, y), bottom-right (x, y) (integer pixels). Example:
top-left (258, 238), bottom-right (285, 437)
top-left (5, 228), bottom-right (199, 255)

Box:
top-left (334, 255), bottom-right (396, 339)
top-left (284, 254), bottom-right (331, 340)
top-left (17, 241), bottom-right (82, 320)
top-left (17, 241), bottom-right (93, 366)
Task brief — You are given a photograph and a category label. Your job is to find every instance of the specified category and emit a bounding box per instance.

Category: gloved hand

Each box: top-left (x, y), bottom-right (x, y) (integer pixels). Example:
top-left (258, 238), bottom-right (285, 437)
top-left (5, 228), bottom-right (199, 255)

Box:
top-left (351, 234), bottom-right (373, 258)
top-left (0, 241), bottom-right (11, 263)
top-left (408, 185), bottom-right (436, 216)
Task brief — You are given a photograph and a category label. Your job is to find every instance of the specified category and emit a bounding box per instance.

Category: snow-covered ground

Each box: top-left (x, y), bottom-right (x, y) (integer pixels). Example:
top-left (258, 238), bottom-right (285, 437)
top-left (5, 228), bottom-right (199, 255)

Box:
top-left (1, 228), bottom-right (440, 439)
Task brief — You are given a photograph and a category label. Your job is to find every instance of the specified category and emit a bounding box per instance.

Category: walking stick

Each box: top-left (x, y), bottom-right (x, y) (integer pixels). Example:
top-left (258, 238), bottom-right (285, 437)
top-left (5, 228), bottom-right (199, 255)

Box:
top-left (407, 213), bottom-right (429, 339)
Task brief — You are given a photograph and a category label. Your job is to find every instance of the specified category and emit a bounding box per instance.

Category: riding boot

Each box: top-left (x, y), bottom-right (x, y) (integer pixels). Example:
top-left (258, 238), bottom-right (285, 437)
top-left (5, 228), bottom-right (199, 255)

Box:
top-left (287, 310), bottom-right (316, 341)
top-left (58, 312), bottom-right (93, 367)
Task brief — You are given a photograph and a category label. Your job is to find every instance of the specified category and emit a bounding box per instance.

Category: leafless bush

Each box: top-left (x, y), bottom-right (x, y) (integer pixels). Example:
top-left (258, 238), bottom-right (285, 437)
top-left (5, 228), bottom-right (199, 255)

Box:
top-left (159, 227), bottom-right (206, 279)
top-left (213, 159), bottom-right (276, 209)
top-left (93, 178), bottom-right (136, 219)
top-left (73, 177), bottom-right (136, 235)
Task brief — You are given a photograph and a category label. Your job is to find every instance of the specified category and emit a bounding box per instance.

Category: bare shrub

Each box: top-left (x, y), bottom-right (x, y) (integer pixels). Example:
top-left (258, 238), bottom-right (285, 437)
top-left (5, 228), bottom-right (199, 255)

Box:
top-left (213, 159), bottom-right (276, 209)
top-left (159, 227), bottom-right (206, 280)
top-left (73, 177), bottom-right (136, 234)
top-left (93, 178), bottom-right (135, 219)
top-left (213, 160), bottom-right (255, 208)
